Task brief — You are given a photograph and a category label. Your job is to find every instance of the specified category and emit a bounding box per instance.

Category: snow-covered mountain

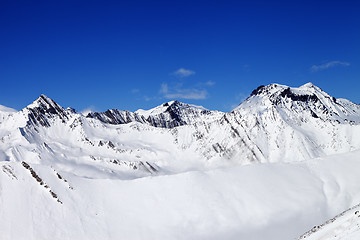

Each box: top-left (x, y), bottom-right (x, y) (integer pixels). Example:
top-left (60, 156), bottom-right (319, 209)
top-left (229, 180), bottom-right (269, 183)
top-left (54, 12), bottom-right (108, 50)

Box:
top-left (1, 82), bottom-right (360, 175)
top-left (192, 83), bottom-right (360, 163)
top-left (1, 82), bottom-right (360, 239)
top-left (86, 100), bottom-right (223, 128)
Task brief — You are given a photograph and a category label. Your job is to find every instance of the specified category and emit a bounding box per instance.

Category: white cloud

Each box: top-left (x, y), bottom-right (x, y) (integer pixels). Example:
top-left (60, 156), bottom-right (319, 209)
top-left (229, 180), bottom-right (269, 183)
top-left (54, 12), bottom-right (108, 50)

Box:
top-left (173, 68), bottom-right (195, 78)
top-left (205, 81), bottom-right (215, 86)
top-left (131, 89), bottom-right (140, 94)
top-left (81, 106), bottom-right (98, 115)
top-left (311, 61), bottom-right (350, 72)
top-left (166, 90), bottom-right (207, 100)
top-left (160, 83), bottom-right (207, 100)
top-left (144, 96), bottom-right (153, 101)
top-left (160, 83), bottom-right (169, 95)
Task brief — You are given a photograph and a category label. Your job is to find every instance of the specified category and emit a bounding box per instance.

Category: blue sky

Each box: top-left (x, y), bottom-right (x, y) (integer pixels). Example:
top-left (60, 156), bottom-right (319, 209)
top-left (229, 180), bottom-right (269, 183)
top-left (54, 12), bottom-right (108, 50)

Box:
top-left (1, 0), bottom-right (359, 112)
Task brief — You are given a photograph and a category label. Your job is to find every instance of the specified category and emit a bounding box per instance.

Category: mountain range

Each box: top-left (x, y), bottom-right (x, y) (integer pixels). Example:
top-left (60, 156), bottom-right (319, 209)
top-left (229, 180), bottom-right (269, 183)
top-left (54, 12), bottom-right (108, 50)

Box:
top-left (1, 82), bottom-right (360, 239)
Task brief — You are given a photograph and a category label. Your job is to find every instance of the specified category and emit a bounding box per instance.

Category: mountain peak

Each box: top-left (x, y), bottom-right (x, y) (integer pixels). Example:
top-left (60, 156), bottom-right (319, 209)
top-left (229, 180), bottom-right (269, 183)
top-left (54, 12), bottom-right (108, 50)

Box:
top-left (86, 99), bottom-right (220, 128)
top-left (135, 100), bottom-right (207, 118)
top-left (234, 82), bottom-right (360, 124)
top-left (300, 82), bottom-right (315, 89)
top-left (162, 100), bottom-right (178, 107)
top-left (249, 83), bottom-right (326, 98)
top-left (249, 83), bottom-right (288, 97)
top-left (28, 94), bottom-right (59, 110)
top-left (24, 95), bottom-right (69, 127)
top-left (252, 83), bottom-right (326, 105)
top-left (299, 82), bottom-right (326, 93)
top-left (247, 83), bottom-right (329, 103)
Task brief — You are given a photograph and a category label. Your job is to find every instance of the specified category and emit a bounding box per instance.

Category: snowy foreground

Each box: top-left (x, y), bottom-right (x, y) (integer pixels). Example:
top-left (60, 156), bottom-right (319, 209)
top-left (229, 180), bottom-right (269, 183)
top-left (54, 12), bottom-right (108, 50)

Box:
top-left (1, 150), bottom-right (360, 240)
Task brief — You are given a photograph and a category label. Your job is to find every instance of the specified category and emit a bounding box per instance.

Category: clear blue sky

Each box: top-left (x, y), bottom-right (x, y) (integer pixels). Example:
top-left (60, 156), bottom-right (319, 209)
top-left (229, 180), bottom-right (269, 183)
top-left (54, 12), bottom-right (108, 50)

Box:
top-left (1, 0), bottom-right (359, 112)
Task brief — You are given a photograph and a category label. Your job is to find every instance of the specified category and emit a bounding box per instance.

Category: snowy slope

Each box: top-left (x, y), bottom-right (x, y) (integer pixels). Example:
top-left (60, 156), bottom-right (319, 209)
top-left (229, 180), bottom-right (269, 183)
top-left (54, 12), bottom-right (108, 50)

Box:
top-left (299, 203), bottom-right (360, 240)
top-left (1, 149), bottom-right (360, 240)
top-left (0, 104), bottom-right (17, 124)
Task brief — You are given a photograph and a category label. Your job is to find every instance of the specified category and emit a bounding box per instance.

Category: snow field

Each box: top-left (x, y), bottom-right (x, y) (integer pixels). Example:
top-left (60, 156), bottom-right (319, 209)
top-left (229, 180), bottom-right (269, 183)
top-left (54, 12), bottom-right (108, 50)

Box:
top-left (1, 150), bottom-right (360, 239)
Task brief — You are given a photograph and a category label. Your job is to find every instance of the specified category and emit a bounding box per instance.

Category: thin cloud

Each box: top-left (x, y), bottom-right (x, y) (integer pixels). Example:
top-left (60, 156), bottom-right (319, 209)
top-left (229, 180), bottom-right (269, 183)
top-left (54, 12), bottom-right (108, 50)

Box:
top-left (131, 89), bottom-right (140, 94)
top-left (311, 61), bottom-right (350, 72)
top-left (143, 96), bottom-right (153, 101)
top-left (205, 81), bottom-right (215, 86)
top-left (172, 68), bottom-right (196, 78)
top-left (196, 81), bottom-right (215, 87)
top-left (81, 106), bottom-right (98, 115)
top-left (160, 83), bottom-right (169, 95)
top-left (160, 83), bottom-right (207, 100)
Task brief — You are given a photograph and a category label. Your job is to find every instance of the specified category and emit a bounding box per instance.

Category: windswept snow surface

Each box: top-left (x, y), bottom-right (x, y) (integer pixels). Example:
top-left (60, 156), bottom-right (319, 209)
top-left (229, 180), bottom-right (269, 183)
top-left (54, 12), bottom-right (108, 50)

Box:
top-left (1, 150), bottom-right (360, 239)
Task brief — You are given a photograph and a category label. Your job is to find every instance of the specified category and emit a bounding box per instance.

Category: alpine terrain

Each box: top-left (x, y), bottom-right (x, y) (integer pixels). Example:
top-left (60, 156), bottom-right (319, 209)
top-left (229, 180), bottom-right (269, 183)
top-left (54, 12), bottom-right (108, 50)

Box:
top-left (0, 83), bottom-right (360, 239)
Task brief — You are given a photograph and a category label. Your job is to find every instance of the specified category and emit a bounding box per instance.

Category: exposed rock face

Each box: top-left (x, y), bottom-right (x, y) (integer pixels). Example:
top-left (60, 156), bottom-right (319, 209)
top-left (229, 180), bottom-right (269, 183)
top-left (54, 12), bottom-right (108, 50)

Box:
top-left (86, 100), bottom-right (223, 128)
top-left (241, 83), bottom-right (360, 123)
top-left (24, 94), bottom-right (70, 127)
top-left (86, 109), bottom-right (147, 125)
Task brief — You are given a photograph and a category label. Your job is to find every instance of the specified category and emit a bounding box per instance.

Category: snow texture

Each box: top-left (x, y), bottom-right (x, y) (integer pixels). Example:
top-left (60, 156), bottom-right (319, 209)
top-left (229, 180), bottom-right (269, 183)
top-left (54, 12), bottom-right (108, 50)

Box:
top-left (299, 203), bottom-right (360, 240)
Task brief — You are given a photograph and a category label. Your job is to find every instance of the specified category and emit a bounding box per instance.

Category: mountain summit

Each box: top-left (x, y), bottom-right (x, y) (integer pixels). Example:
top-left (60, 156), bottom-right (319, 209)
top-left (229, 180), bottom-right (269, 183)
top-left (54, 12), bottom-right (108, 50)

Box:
top-left (24, 94), bottom-right (70, 127)
top-left (87, 99), bottom-right (223, 128)
top-left (238, 83), bottom-right (360, 123)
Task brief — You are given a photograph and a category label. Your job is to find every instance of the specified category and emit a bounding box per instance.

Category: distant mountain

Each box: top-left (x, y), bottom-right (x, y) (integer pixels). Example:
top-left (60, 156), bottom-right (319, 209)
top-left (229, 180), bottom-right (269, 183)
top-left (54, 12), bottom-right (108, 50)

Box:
top-left (86, 100), bottom-right (223, 128)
